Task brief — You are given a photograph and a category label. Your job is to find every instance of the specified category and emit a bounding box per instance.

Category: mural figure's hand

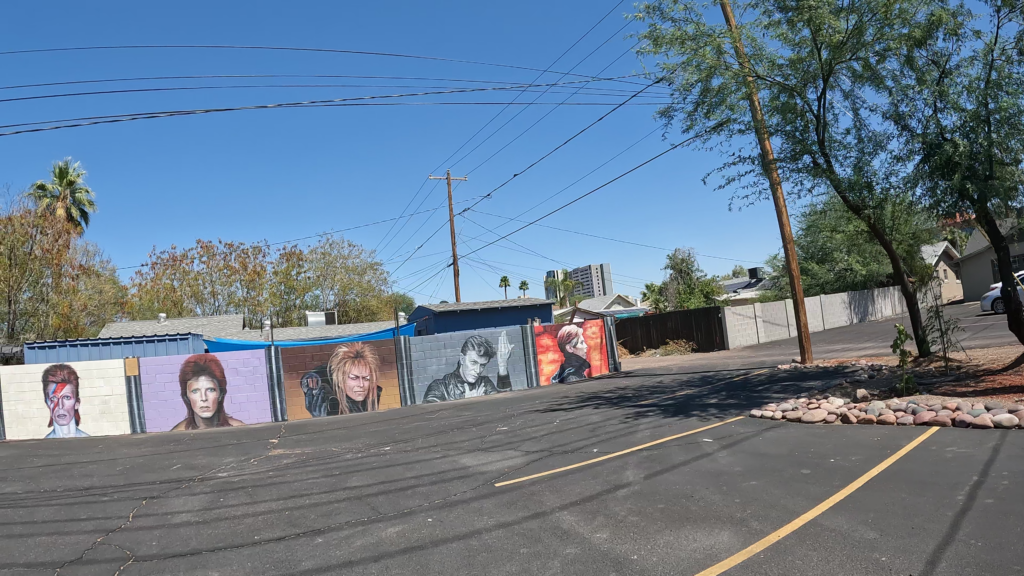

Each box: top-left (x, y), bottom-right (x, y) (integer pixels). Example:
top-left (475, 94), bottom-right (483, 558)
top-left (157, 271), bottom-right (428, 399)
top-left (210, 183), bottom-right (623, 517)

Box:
top-left (301, 372), bottom-right (329, 418)
top-left (497, 331), bottom-right (514, 376)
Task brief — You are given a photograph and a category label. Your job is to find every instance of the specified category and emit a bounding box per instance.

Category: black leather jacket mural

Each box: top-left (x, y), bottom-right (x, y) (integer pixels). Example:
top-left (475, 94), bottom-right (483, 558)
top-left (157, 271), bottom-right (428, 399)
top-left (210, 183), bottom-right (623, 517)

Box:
top-left (550, 353), bottom-right (591, 384)
top-left (422, 364), bottom-right (512, 403)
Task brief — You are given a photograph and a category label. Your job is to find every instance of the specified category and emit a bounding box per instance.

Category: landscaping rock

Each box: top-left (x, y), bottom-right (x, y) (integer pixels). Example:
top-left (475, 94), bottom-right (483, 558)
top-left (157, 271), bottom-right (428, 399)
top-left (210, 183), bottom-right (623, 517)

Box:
top-left (801, 409), bottom-right (829, 423)
top-left (1011, 410), bottom-right (1024, 423)
top-left (866, 407), bottom-right (880, 418)
top-left (943, 402), bottom-right (959, 412)
top-left (825, 414), bottom-right (838, 423)
top-left (849, 410), bottom-right (863, 419)
top-left (877, 414), bottom-right (897, 425)
top-left (785, 410), bottom-right (804, 422)
top-left (973, 402), bottom-right (985, 411)
top-left (869, 401), bottom-right (886, 410)
top-left (992, 414), bottom-right (1020, 429)
top-left (928, 416), bottom-right (952, 427)
top-left (761, 411), bottom-right (775, 419)
top-left (879, 409), bottom-right (894, 416)
top-left (856, 389), bottom-right (871, 401)
top-left (807, 403), bottom-right (819, 410)
top-left (1007, 404), bottom-right (1024, 413)
top-left (914, 411), bottom-right (937, 425)
top-left (910, 406), bottom-right (927, 416)
top-left (907, 399), bottom-right (919, 406)
top-left (840, 412), bottom-right (858, 424)
top-left (858, 414), bottom-right (877, 425)
top-left (867, 371), bottom-right (877, 379)
top-left (928, 404), bottom-right (943, 413)
top-left (777, 403), bottom-right (794, 413)
top-left (985, 401), bottom-right (1004, 411)
top-left (968, 409), bottom-right (987, 418)
top-left (954, 414), bottom-right (974, 428)
top-left (772, 411), bottom-right (784, 420)
top-left (988, 409), bottom-right (1008, 416)
top-left (764, 404), bottom-right (778, 412)
top-left (956, 402), bottom-right (972, 413)
top-left (829, 397), bottom-right (845, 407)
top-left (894, 411), bottom-right (906, 418)
top-left (890, 402), bottom-right (907, 412)
top-left (749, 410), bottom-right (762, 418)
top-left (937, 410), bottom-right (954, 417)
top-left (972, 414), bottom-right (995, 429)
top-left (897, 416), bottom-right (915, 426)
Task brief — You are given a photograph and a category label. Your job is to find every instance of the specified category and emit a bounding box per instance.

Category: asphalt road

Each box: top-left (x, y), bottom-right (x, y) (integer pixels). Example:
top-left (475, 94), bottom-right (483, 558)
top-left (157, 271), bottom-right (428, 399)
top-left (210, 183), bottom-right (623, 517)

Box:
top-left (623, 301), bottom-right (1022, 374)
top-left (2, 361), bottom-right (1021, 576)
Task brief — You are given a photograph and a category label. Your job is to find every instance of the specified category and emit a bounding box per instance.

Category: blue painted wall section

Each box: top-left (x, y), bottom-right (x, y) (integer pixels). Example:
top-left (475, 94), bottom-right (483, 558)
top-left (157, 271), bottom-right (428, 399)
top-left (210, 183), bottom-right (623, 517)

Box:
top-left (23, 333), bottom-right (205, 364)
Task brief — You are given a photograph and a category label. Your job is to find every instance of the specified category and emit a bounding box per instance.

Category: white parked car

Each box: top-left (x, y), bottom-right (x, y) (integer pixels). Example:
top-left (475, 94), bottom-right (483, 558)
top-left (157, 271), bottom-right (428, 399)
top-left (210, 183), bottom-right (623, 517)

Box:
top-left (979, 271), bottom-right (1024, 314)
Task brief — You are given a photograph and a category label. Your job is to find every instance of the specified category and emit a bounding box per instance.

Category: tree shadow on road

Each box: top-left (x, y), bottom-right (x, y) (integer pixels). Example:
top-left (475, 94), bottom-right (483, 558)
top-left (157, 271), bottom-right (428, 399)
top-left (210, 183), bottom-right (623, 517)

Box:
top-left (538, 368), bottom-right (851, 422)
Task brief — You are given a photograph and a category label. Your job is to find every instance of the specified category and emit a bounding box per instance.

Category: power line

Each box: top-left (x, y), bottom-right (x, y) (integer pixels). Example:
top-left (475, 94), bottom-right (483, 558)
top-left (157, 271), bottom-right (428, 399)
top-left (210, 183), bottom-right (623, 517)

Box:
top-left (457, 126), bottom-right (722, 262)
top-left (0, 44), bottom-right (651, 86)
top-left (371, 0), bottom-right (628, 261)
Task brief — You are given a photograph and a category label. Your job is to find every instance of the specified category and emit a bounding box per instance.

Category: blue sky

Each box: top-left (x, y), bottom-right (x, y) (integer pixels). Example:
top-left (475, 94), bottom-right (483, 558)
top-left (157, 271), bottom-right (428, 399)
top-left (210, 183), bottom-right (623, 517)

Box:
top-left (0, 0), bottom-right (787, 305)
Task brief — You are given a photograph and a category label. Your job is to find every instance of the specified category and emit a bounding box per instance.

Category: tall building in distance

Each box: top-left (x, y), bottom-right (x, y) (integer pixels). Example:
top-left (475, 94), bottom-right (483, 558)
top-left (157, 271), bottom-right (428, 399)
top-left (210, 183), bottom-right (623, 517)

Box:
top-left (544, 264), bottom-right (614, 302)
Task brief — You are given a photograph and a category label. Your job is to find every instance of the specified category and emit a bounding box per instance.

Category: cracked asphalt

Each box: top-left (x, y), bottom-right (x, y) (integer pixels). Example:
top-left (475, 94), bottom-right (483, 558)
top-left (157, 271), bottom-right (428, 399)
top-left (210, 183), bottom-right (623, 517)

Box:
top-left (2, 360), bottom-right (1022, 575)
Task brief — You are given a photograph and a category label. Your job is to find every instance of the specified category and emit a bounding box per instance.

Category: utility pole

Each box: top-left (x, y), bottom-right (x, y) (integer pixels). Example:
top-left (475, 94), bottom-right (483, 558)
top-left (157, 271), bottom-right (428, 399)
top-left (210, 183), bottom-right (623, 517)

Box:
top-left (719, 0), bottom-right (813, 363)
top-left (428, 170), bottom-right (468, 302)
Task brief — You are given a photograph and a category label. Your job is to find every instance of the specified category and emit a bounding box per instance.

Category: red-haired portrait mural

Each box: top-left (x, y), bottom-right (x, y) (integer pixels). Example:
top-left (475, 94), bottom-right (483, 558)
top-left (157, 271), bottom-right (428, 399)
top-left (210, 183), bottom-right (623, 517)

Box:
top-left (171, 354), bottom-right (246, 431)
top-left (534, 320), bottom-right (609, 385)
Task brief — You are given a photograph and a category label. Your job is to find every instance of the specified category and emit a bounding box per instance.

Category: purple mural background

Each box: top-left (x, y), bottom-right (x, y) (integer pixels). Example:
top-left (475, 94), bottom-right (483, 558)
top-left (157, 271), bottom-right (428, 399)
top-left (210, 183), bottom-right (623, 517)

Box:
top-left (139, 350), bottom-right (273, 432)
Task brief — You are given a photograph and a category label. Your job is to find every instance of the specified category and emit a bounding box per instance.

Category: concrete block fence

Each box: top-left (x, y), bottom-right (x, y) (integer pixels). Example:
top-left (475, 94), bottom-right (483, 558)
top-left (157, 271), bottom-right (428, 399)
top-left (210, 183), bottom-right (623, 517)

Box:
top-left (723, 286), bottom-right (916, 349)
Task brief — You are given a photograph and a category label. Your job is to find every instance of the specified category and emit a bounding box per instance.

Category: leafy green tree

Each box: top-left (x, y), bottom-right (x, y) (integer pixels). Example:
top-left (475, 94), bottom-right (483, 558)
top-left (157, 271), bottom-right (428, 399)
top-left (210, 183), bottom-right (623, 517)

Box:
top-left (392, 292), bottom-right (416, 315)
top-left (634, 0), bottom-right (936, 355)
top-left (729, 264), bottom-right (747, 279)
top-left (26, 158), bottom-right (97, 234)
top-left (889, 0), bottom-right (1024, 345)
top-left (518, 279), bottom-right (529, 296)
top-left (661, 248), bottom-right (724, 310)
top-left (641, 282), bottom-right (668, 313)
top-left (499, 275), bottom-right (511, 299)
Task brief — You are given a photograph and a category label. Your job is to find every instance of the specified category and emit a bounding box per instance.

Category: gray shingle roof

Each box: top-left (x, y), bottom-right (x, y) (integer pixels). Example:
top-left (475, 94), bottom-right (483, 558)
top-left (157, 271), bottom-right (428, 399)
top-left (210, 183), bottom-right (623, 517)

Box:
top-left (99, 315), bottom-right (398, 342)
top-left (416, 298), bottom-right (553, 313)
top-left (574, 294), bottom-right (636, 312)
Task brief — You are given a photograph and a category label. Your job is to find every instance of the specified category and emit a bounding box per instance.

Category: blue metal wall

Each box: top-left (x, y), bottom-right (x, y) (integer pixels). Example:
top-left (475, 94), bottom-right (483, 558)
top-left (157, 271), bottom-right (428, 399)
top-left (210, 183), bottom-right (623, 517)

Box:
top-left (23, 333), bottom-right (205, 364)
top-left (409, 304), bottom-right (553, 336)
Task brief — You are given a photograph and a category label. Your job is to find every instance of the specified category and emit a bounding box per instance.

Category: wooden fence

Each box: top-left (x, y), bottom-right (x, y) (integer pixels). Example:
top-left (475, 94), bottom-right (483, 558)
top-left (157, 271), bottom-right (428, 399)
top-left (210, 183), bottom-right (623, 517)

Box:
top-left (614, 306), bottom-right (726, 354)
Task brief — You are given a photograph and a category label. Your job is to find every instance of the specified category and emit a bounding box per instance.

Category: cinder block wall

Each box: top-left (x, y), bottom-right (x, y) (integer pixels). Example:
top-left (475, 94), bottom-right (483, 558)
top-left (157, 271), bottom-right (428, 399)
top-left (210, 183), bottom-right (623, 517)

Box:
top-left (724, 286), bottom-right (916, 350)
top-left (723, 306), bottom-right (759, 348)
top-left (139, 351), bottom-right (273, 433)
top-left (408, 327), bottom-right (529, 404)
top-left (0, 359), bottom-right (130, 440)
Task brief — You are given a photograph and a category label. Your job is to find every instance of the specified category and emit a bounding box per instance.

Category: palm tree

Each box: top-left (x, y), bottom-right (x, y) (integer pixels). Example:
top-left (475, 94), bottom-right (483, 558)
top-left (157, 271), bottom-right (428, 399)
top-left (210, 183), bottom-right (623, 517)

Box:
top-left (518, 279), bottom-right (529, 297)
top-left (27, 158), bottom-right (97, 234)
top-left (499, 275), bottom-right (511, 299)
top-left (641, 282), bottom-right (668, 314)
top-left (543, 269), bottom-right (577, 307)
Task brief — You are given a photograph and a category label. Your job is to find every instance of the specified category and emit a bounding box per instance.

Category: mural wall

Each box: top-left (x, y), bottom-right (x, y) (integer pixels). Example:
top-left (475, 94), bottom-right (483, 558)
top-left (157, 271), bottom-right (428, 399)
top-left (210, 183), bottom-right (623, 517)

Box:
top-left (280, 340), bottom-right (401, 420)
top-left (534, 320), bottom-right (610, 385)
top-left (407, 328), bottom-right (531, 404)
top-left (0, 359), bottom-right (131, 440)
top-left (139, 351), bottom-right (273, 433)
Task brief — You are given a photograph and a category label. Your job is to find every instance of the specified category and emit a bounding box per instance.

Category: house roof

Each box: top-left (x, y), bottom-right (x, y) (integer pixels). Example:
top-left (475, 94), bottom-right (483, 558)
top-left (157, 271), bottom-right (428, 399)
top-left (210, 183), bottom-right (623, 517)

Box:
top-left (920, 241), bottom-right (960, 267)
top-left (99, 314), bottom-right (248, 339)
top-left (99, 314), bottom-right (399, 342)
top-left (960, 220), bottom-right (1022, 260)
top-left (574, 294), bottom-right (636, 311)
top-left (413, 298), bottom-right (553, 314)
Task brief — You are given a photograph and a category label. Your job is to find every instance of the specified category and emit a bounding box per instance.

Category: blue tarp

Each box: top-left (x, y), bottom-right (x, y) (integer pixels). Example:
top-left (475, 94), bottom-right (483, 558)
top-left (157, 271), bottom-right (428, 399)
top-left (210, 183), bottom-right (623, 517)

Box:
top-left (203, 323), bottom-right (415, 352)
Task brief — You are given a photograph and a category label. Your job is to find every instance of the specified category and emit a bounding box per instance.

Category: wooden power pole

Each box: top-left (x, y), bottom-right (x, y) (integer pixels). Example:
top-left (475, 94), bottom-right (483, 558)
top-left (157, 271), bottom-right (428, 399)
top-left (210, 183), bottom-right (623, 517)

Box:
top-left (719, 0), bottom-right (813, 364)
top-left (428, 170), bottom-right (468, 303)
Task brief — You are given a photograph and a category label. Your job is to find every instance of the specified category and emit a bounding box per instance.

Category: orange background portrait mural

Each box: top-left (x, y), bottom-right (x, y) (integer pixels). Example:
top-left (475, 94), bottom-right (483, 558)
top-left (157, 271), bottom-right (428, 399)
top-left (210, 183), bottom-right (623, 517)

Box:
top-left (534, 320), bottom-right (608, 385)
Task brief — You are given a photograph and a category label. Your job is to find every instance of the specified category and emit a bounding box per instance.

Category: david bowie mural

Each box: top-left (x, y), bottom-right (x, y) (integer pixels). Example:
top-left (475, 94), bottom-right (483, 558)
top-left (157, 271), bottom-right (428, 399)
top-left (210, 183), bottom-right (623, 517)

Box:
top-left (171, 354), bottom-right (246, 430)
top-left (41, 364), bottom-right (89, 438)
top-left (423, 332), bottom-right (514, 403)
top-left (550, 324), bottom-right (591, 384)
top-left (300, 342), bottom-right (383, 417)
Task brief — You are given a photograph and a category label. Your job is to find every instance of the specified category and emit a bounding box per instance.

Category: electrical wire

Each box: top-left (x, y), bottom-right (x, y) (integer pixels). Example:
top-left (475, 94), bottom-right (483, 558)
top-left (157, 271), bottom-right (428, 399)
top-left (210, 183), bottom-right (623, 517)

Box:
top-left (0, 44), bottom-right (652, 86)
top-left (457, 126), bottom-right (722, 262)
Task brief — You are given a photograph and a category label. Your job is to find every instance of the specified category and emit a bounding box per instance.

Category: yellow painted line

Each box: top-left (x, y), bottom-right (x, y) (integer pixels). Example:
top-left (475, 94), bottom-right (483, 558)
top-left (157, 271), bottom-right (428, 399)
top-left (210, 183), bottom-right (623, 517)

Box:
top-left (494, 416), bottom-right (746, 487)
top-left (636, 369), bottom-right (770, 405)
top-left (693, 426), bottom-right (940, 576)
